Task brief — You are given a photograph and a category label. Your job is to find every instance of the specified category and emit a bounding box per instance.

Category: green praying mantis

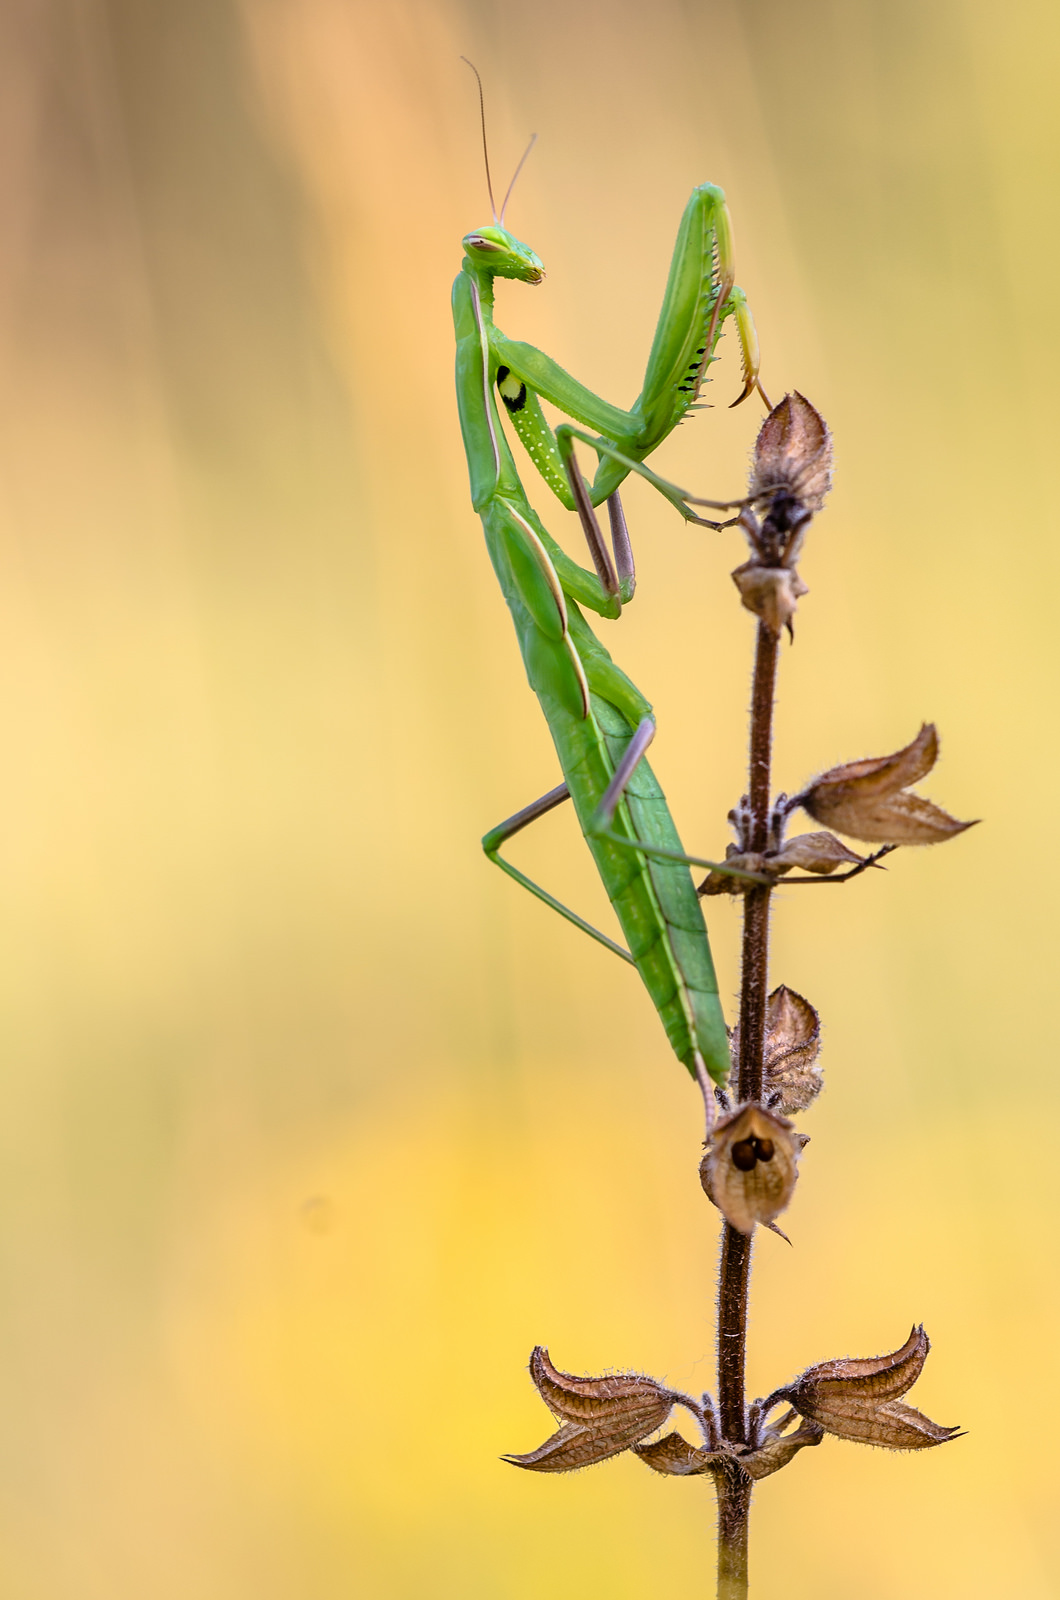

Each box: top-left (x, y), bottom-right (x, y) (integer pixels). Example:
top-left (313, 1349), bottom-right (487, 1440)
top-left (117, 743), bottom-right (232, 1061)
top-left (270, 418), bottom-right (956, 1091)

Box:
top-left (453, 70), bottom-right (769, 1090)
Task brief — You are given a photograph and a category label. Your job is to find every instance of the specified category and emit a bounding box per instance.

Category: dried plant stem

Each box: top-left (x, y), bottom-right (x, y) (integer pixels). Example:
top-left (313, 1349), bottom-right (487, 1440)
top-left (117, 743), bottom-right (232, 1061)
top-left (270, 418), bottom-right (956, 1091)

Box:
top-left (715, 620), bottom-right (780, 1598)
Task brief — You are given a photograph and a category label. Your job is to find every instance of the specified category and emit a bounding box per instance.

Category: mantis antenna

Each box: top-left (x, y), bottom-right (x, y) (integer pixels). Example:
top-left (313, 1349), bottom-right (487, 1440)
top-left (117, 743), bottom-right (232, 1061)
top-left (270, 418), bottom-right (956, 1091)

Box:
top-left (461, 57), bottom-right (537, 227)
top-left (460, 57), bottom-right (498, 223)
top-left (499, 133), bottom-right (537, 225)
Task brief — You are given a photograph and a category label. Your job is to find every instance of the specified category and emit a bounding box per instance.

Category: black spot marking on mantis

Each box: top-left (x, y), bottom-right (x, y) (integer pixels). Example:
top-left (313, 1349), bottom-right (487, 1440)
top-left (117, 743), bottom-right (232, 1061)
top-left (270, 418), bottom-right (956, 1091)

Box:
top-left (496, 365), bottom-right (527, 413)
top-left (677, 345), bottom-right (708, 396)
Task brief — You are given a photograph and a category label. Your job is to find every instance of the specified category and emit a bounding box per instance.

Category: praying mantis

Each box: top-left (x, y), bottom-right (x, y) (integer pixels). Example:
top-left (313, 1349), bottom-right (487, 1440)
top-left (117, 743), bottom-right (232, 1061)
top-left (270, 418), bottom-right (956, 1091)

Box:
top-left (453, 71), bottom-right (767, 1089)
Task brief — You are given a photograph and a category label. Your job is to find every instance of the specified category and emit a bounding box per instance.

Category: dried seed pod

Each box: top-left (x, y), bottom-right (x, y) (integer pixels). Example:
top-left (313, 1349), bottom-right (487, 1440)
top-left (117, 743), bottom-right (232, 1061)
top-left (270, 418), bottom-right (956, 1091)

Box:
top-left (731, 562), bottom-right (808, 638)
top-left (503, 1347), bottom-right (677, 1473)
top-left (700, 1103), bottom-right (800, 1233)
top-left (798, 724), bottom-right (976, 845)
top-left (774, 1326), bottom-right (962, 1450)
top-left (525, 1345), bottom-right (672, 1423)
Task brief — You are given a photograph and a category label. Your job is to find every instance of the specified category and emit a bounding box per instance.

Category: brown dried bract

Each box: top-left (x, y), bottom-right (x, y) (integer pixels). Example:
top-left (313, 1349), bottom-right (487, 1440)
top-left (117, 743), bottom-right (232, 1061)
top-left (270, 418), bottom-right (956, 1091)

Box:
top-left (729, 986), bottom-right (821, 1116)
top-left (700, 1103), bottom-right (800, 1233)
top-left (758, 985), bottom-right (823, 1114)
top-left (798, 724), bottom-right (976, 845)
top-left (503, 1347), bottom-right (677, 1473)
top-left (773, 1326), bottom-right (962, 1450)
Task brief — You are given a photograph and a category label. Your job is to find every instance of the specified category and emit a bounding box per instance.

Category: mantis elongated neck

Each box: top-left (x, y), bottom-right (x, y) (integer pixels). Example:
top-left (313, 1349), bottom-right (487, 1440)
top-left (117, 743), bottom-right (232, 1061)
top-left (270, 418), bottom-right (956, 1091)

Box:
top-left (462, 259), bottom-right (497, 314)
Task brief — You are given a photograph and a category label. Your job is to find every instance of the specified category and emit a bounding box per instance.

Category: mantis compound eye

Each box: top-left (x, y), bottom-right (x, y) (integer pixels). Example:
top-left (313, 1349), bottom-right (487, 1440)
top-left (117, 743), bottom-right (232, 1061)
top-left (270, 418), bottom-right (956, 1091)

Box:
top-left (464, 234), bottom-right (503, 252)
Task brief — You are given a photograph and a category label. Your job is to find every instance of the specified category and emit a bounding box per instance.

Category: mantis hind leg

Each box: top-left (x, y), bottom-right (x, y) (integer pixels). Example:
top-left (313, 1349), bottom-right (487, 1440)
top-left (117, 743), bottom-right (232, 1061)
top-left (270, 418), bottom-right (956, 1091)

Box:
top-left (479, 627), bottom-right (654, 963)
top-left (479, 603), bottom-right (747, 959)
top-left (482, 783), bottom-right (634, 964)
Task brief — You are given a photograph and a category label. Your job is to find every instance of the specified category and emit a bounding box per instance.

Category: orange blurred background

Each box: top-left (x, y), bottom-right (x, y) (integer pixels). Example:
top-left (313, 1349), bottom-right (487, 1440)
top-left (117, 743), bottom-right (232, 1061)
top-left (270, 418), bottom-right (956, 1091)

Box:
top-left (0, 1), bottom-right (1055, 1594)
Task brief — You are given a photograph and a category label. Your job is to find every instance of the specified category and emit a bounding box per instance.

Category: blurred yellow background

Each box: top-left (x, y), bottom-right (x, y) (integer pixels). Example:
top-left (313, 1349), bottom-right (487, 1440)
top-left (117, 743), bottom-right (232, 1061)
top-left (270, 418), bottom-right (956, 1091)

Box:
top-left (0, 0), bottom-right (1055, 1594)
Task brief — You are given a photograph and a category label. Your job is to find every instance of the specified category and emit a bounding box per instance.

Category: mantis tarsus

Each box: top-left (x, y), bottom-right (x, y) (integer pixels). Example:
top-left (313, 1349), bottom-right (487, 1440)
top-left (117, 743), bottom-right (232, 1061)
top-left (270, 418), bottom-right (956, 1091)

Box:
top-left (453, 73), bottom-right (766, 1087)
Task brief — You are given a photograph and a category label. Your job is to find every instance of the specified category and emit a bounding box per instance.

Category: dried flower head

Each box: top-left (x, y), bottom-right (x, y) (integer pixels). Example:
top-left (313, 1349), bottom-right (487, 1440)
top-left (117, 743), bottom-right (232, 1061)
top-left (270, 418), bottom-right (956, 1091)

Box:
top-left (733, 393), bottom-right (833, 622)
top-left (749, 392), bottom-right (833, 517)
top-left (796, 724), bottom-right (975, 846)
top-left (700, 1103), bottom-right (800, 1233)
top-left (770, 1326), bottom-right (962, 1450)
top-left (503, 1347), bottom-right (678, 1472)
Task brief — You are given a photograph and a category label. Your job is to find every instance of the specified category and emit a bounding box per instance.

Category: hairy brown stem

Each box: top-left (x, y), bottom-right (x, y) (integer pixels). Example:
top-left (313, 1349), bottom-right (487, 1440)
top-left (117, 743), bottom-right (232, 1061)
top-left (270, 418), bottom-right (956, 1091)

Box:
top-left (715, 1464), bottom-right (753, 1599)
top-left (717, 1224), bottom-right (752, 1442)
top-left (715, 620), bottom-right (780, 1598)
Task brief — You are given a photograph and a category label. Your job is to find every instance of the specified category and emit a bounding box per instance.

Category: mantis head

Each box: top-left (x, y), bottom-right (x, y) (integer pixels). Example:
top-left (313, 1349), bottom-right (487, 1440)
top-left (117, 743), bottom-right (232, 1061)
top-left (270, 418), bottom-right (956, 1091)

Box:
top-left (462, 226), bottom-right (544, 284)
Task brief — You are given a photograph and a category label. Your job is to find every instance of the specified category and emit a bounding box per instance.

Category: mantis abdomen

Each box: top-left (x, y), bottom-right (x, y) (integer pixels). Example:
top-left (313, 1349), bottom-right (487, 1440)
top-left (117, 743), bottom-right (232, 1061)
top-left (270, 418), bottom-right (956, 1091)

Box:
top-left (479, 490), bottom-right (729, 1081)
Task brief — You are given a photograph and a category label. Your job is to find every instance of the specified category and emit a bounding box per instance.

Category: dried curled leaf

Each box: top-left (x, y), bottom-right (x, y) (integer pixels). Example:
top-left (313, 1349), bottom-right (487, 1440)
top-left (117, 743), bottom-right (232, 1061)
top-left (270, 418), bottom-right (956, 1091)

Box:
top-left (749, 393), bottom-right (833, 513)
top-left (775, 1326), bottom-right (962, 1450)
top-left (503, 1348), bottom-right (677, 1473)
top-left (799, 724), bottom-right (975, 845)
top-left (634, 1417), bottom-right (823, 1481)
top-left (731, 563), bottom-right (808, 637)
top-left (737, 1417), bottom-right (824, 1480)
top-left (699, 833), bottom-right (867, 899)
top-left (699, 849), bottom-right (771, 897)
top-left (700, 1103), bottom-right (800, 1234)
top-left (633, 1432), bottom-right (722, 1476)
top-left (770, 832), bottom-right (866, 875)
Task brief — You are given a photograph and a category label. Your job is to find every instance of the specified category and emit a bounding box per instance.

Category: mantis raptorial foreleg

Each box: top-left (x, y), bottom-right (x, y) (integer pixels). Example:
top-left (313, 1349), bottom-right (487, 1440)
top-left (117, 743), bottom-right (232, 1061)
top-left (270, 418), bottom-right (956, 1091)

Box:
top-left (489, 200), bottom-right (767, 512)
top-left (556, 423), bottom-right (758, 536)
